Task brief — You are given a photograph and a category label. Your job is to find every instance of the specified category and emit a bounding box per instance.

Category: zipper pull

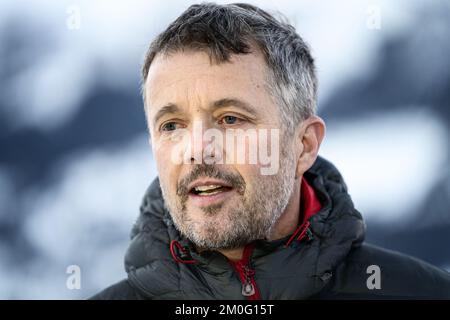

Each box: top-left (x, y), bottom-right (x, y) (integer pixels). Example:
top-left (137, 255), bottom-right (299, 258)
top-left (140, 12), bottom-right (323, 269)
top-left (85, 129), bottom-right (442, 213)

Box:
top-left (240, 264), bottom-right (256, 296)
top-left (242, 280), bottom-right (255, 296)
top-left (230, 243), bottom-right (260, 299)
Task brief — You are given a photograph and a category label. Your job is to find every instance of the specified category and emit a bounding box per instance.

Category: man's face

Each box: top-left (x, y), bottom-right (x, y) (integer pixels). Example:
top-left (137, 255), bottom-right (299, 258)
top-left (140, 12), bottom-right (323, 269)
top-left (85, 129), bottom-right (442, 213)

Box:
top-left (145, 50), bottom-right (297, 250)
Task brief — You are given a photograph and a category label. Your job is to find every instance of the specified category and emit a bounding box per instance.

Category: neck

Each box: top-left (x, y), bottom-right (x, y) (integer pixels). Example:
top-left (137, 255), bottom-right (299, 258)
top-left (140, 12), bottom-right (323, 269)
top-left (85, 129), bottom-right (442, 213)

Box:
top-left (218, 178), bottom-right (301, 261)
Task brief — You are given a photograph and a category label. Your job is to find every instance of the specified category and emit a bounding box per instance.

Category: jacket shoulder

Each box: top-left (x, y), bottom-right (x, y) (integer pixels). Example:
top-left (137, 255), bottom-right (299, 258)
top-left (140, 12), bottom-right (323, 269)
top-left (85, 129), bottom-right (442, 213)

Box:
top-left (89, 279), bottom-right (147, 300)
top-left (318, 243), bottom-right (450, 299)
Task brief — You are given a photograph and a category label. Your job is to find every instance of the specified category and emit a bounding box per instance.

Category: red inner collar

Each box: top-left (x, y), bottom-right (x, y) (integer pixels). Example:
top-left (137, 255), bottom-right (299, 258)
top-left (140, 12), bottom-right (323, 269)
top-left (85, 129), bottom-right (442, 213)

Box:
top-left (300, 175), bottom-right (322, 224)
top-left (284, 176), bottom-right (322, 247)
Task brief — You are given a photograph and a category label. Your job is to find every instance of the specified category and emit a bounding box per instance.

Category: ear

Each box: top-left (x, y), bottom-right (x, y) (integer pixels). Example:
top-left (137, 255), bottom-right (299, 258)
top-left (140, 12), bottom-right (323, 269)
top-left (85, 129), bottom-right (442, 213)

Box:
top-left (295, 116), bottom-right (326, 178)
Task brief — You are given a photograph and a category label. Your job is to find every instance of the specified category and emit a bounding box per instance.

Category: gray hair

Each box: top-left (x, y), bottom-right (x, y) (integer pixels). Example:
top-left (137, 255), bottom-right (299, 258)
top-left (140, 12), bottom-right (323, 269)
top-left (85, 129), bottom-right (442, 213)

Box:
top-left (141, 2), bottom-right (317, 132)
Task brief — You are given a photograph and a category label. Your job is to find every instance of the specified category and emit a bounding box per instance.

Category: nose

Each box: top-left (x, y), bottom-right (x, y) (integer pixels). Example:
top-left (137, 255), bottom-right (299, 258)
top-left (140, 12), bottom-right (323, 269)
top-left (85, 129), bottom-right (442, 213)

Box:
top-left (183, 119), bottom-right (224, 165)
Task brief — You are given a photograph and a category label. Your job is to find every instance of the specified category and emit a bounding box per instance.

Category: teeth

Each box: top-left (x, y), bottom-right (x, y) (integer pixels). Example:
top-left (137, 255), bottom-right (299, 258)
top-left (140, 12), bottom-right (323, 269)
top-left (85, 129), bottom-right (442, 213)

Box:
top-left (197, 190), bottom-right (222, 196)
top-left (194, 185), bottom-right (222, 192)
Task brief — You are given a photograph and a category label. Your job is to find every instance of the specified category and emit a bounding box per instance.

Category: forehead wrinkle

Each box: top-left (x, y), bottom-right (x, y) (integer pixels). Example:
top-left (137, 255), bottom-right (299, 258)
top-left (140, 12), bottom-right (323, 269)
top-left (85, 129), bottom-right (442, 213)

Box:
top-left (146, 51), bottom-right (274, 126)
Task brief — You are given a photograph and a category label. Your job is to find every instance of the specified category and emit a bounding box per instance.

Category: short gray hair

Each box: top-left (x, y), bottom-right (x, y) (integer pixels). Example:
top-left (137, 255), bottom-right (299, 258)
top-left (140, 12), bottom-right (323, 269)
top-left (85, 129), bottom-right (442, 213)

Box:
top-left (141, 2), bottom-right (317, 132)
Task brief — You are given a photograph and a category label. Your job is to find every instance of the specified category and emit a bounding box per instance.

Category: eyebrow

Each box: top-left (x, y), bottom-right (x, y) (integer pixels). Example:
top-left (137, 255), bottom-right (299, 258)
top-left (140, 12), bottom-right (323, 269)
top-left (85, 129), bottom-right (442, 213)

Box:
top-left (153, 103), bottom-right (181, 127)
top-left (211, 98), bottom-right (258, 116)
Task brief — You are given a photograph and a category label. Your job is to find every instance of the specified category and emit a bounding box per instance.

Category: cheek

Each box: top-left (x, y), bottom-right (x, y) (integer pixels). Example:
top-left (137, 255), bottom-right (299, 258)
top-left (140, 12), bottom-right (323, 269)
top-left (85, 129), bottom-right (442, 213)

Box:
top-left (154, 145), bottom-right (179, 191)
top-left (238, 162), bottom-right (281, 195)
top-left (233, 164), bottom-right (259, 189)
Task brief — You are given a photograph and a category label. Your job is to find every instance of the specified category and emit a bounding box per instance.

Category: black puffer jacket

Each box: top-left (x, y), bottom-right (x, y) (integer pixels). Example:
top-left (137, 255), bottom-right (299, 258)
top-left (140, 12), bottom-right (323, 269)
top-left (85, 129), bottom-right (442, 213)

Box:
top-left (91, 157), bottom-right (450, 299)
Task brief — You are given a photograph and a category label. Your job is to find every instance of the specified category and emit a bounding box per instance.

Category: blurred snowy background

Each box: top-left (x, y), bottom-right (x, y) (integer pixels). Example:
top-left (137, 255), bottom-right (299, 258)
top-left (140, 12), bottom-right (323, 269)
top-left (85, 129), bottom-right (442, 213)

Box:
top-left (0, 0), bottom-right (449, 299)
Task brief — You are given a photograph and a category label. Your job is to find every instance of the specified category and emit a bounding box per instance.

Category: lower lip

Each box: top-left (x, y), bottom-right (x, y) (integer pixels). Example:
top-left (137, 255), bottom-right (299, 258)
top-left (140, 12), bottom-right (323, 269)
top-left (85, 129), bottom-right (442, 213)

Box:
top-left (188, 188), bottom-right (234, 207)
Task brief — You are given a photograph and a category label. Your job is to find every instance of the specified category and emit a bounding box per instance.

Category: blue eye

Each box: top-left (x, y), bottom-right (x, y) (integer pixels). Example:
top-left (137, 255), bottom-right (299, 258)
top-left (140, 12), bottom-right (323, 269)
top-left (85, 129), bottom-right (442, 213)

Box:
top-left (223, 116), bottom-right (238, 124)
top-left (161, 122), bottom-right (178, 131)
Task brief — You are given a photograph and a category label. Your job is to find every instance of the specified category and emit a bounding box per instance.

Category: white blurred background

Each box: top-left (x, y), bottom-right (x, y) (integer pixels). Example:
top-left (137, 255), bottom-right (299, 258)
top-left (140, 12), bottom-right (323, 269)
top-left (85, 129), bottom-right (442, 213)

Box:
top-left (0, 0), bottom-right (449, 299)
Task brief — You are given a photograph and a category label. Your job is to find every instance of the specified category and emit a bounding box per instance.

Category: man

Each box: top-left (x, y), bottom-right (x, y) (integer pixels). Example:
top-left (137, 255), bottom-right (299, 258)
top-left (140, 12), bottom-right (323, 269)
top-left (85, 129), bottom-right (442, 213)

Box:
top-left (92, 3), bottom-right (450, 299)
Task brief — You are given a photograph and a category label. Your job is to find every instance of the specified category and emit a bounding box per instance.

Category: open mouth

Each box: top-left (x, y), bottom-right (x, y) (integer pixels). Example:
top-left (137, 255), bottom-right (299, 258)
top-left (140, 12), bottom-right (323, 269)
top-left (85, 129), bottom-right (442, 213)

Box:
top-left (190, 184), bottom-right (233, 196)
top-left (186, 179), bottom-right (235, 206)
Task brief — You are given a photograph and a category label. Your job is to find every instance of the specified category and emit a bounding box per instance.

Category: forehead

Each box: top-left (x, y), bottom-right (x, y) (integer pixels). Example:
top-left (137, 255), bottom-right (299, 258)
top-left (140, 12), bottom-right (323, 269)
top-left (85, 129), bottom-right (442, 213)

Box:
top-left (144, 50), bottom-right (271, 113)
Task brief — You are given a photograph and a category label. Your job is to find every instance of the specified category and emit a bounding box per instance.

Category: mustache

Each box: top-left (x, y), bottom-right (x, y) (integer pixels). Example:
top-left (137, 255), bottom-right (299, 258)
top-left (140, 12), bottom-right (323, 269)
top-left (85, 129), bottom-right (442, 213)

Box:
top-left (176, 164), bottom-right (246, 196)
